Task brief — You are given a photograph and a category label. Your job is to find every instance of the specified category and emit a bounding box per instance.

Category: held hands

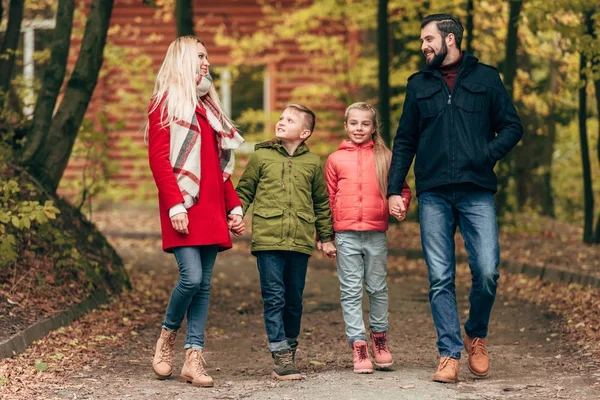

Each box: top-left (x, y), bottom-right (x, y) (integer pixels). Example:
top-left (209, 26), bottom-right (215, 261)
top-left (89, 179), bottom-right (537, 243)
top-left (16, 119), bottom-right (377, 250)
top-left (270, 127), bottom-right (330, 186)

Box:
top-left (388, 195), bottom-right (407, 222)
top-left (320, 241), bottom-right (337, 258)
top-left (171, 212), bottom-right (189, 235)
top-left (228, 214), bottom-right (245, 236)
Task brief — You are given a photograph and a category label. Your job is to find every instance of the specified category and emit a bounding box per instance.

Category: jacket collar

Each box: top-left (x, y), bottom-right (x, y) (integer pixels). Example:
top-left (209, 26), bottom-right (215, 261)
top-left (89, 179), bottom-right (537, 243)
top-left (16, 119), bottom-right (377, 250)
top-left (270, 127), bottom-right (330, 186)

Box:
top-left (255, 139), bottom-right (310, 157)
top-left (338, 139), bottom-right (374, 151)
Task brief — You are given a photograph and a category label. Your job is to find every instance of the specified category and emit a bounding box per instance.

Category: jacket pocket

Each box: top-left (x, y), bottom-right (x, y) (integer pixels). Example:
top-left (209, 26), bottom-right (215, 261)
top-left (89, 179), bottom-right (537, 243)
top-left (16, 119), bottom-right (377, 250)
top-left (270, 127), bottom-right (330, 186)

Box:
top-left (416, 85), bottom-right (445, 118)
top-left (252, 208), bottom-right (284, 244)
top-left (455, 82), bottom-right (487, 112)
top-left (293, 211), bottom-right (316, 247)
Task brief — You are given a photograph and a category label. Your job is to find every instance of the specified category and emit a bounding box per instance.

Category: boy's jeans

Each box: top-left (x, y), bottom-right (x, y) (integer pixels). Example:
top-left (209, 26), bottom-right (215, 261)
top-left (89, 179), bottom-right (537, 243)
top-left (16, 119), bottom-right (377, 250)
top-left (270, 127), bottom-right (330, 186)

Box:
top-left (418, 184), bottom-right (500, 360)
top-left (256, 250), bottom-right (310, 352)
top-left (162, 245), bottom-right (219, 350)
top-left (335, 231), bottom-right (388, 344)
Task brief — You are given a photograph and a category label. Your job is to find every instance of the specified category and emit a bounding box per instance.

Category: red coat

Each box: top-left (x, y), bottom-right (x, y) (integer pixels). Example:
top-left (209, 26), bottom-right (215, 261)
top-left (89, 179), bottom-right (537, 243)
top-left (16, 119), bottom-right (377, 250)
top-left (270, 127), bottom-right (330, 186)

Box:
top-left (148, 103), bottom-right (242, 252)
top-left (325, 140), bottom-right (411, 232)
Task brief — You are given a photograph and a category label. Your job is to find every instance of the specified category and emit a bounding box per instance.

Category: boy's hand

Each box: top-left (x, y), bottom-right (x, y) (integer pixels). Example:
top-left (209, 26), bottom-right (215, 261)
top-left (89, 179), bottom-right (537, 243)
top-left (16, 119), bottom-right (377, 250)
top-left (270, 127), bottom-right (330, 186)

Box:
top-left (321, 241), bottom-right (336, 258)
top-left (228, 214), bottom-right (245, 236)
top-left (317, 241), bottom-right (323, 251)
top-left (389, 195), bottom-right (407, 221)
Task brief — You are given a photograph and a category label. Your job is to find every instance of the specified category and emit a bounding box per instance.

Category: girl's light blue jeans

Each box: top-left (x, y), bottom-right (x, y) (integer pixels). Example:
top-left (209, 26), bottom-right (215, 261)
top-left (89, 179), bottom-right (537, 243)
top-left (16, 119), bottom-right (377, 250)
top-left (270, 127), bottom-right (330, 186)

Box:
top-left (335, 230), bottom-right (389, 345)
top-left (162, 245), bottom-right (219, 350)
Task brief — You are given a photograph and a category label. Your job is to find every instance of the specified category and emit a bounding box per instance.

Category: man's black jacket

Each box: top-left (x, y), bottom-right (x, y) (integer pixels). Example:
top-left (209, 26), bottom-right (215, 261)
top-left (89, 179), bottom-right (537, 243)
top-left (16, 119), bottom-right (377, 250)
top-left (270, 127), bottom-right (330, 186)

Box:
top-left (387, 52), bottom-right (523, 197)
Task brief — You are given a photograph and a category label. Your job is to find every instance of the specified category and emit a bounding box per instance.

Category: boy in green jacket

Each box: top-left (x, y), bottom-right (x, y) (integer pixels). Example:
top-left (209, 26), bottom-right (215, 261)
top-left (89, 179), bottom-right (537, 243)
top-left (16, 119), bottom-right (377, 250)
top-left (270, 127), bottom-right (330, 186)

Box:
top-left (236, 104), bottom-right (336, 380)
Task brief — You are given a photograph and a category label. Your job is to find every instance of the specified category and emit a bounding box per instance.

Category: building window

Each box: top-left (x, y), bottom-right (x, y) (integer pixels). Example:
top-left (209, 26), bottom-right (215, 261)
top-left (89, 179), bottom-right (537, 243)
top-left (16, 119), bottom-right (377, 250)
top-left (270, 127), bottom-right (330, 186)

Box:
top-left (212, 65), bottom-right (268, 147)
top-left (15, 19), bottom-right (56, 117)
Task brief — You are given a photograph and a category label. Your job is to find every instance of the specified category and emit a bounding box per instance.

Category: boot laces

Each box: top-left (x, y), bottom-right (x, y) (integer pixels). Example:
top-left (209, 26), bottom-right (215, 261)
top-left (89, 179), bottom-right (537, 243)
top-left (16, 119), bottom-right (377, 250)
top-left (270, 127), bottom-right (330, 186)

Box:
top-left (191, 350), bottom-right (208, 376)
top-left (278, 350), bottom-right (294, 367)
top-left (373, 335), bottom-right (388, 353)
top-left (438, 356), bottom-right (458, 372)
top-left (158, 331), bottom-right (176, 363)
top-left (357, 344), bottom-right (369, 362)
top-left (471, 338), bottom-right (487, 356)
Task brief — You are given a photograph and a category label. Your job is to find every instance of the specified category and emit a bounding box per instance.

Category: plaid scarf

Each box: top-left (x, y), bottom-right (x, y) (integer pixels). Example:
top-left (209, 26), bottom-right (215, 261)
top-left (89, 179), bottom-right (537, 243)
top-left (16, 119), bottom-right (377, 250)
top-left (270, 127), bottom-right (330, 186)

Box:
top-left (169, 96), bottom-right (244, 208)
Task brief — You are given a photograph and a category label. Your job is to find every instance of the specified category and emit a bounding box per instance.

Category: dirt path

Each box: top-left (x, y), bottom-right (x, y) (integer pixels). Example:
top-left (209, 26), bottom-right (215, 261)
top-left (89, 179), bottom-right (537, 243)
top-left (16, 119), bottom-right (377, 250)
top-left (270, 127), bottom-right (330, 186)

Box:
top-left (41, 238), bottom-right (599, 399)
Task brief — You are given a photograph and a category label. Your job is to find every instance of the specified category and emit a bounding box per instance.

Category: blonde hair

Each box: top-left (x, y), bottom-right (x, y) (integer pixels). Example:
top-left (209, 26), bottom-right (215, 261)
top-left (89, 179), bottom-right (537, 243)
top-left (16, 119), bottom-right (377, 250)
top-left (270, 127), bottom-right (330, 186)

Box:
top-left (344, 102), bottom-right (391, 200)
top-left (144, 36), bottom-right (227, 143)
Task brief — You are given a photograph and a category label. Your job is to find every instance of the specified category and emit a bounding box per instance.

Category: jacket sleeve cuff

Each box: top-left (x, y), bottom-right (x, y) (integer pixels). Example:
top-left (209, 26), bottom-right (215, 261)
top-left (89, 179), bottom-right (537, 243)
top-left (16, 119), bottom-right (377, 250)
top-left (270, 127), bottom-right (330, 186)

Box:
top-left (228, 206), bottom-right (243, 216)
top-left (169, 203), bottom-right (187, 218)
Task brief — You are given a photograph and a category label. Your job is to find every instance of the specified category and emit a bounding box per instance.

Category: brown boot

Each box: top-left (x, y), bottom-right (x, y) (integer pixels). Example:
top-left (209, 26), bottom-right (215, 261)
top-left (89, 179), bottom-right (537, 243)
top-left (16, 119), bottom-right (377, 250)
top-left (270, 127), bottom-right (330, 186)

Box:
top-left (180, 349), bottom-right (214, 387)
top-left (152, 328), bottom-right (177, 379)
top-left (464, 336), bottom-right (489, 377)
top-left (432, 356), bottom-right (459, 383)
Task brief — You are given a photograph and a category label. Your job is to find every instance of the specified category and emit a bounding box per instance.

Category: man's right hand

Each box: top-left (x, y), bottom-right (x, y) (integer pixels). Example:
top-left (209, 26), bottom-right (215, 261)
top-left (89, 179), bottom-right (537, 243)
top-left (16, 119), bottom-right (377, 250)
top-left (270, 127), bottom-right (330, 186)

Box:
top-left (388, 195), bottom-right (407, 221)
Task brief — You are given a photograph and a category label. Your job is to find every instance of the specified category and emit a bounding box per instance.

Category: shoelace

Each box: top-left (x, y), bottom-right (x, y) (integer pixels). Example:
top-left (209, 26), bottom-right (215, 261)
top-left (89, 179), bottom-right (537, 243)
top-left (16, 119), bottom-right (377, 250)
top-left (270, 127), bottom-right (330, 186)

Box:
top-left (373, 336), bottom-right (388, 353)
top-left (191, 350), bottom-right (209, 376)
top-left (470, 338), bottom-right (487, 356)
top-left (158, 332), bottom-right (176, 363)
top-left (278, 351), bottom-right (294, 367)
top-left (438, 357), bottom-right (458, 372)
top-left (357, 345), bottom-right (369, 362)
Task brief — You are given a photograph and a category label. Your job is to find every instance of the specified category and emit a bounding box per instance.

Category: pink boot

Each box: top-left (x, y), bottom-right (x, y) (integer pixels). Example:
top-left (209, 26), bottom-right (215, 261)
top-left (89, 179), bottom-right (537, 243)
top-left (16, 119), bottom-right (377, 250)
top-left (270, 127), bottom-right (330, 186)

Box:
top-left (352, 340), bottom-right (374, 374)
top-left (370, 331), bottom-right (393, 369)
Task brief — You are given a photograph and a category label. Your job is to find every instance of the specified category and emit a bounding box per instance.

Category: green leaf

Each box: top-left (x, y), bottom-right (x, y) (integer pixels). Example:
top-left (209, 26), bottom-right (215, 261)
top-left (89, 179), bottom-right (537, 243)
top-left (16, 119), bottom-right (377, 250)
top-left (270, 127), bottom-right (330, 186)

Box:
top-left (34, 360), bottom-right (48, 372)
top-left (22, 216), bottom-right (31, 229)
top-left (11, 216), bottom-right (20, 229)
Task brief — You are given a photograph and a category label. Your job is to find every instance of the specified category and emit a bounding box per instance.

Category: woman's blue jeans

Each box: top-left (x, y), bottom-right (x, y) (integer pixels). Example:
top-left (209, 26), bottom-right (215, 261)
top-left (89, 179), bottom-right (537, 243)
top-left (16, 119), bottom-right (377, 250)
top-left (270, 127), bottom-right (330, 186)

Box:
top-left (162, 245), bottom-right (219, 350)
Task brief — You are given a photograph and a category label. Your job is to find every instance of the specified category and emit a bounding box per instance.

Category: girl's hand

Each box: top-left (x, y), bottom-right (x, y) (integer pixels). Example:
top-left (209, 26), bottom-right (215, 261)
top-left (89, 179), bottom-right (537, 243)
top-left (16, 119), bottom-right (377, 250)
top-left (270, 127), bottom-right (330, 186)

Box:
top-left (388, 195), bottom-right (407, 221)
top-left (228, 214), bottom-right (245, 236)
top-left (321, 241), bottom-right (337, 258)
top-left (171, 212), bottom-right (189, 235)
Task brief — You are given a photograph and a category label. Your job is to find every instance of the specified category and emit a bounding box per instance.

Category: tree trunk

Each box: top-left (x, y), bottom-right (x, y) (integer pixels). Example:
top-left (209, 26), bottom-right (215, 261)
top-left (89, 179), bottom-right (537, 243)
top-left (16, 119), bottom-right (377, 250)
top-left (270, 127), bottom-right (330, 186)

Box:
top-left (0, 0), bottom-right (25, 101)
top-left (578, 51), bottom-right (594, 243)
top-left (465, 0), bottom-right (474, 54)
top-left (495, 0), bottom-right (522, 216)
top-left (593, 75), bottom-right (600, 243)
top-left (176, 0), bottom-right (194, 37)
top-left (23, 0), bottom-right (115, 193)
top-left (21, 0), bottom-right (75, 165)
top-left (378, 0), bottom-right (390, 146)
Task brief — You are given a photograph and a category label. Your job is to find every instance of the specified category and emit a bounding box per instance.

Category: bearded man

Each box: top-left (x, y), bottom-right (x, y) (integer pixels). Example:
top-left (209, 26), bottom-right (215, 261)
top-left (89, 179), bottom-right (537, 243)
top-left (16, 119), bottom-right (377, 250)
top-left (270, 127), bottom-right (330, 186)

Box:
top-left (387, 14), bottom-right (523, 383)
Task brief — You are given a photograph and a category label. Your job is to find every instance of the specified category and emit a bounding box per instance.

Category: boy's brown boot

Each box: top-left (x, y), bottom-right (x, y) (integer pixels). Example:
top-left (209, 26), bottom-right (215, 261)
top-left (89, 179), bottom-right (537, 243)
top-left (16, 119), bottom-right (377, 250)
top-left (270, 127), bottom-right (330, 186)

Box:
top-left (271, 349), bottom-right (303, 381)
top-left (180, 349), bottom-right (214, 387)
top-left (152, 328), bottom-right (177, 379)
top-left (464, 336), bottom-right (489, 377)
top-left (432, 356), bottom-right (459, 383)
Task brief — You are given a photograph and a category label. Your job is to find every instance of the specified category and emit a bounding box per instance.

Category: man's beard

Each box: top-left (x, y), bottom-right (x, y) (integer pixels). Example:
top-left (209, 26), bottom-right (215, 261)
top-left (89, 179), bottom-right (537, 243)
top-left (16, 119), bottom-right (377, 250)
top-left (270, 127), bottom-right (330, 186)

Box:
top-left (426, 40), bottom-right (448, 68)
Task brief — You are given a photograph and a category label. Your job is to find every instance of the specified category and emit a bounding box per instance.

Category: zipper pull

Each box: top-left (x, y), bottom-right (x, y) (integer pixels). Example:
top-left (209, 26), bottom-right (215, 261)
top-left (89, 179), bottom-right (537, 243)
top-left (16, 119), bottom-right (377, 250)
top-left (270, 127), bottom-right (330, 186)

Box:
top-left (447, 95), bottom-right (452, 105)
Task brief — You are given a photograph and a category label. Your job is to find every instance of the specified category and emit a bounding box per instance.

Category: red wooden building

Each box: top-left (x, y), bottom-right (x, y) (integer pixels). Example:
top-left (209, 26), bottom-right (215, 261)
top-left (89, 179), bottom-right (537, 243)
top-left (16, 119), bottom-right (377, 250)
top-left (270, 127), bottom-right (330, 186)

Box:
top-left (57, 0), bottom-right (353, 200)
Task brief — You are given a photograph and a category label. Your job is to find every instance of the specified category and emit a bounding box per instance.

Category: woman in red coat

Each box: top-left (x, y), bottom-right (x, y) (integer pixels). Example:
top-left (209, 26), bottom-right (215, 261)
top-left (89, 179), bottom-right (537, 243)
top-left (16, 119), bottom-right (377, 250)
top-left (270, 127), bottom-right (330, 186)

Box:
top-left (146, 36), bottom-right (245, 388)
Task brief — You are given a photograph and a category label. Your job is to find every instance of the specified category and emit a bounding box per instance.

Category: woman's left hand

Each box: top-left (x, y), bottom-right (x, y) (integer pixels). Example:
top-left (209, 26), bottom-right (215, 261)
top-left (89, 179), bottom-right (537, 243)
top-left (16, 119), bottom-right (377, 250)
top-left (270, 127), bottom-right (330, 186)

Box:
top-left (228, 214), bottom-right (245, 236)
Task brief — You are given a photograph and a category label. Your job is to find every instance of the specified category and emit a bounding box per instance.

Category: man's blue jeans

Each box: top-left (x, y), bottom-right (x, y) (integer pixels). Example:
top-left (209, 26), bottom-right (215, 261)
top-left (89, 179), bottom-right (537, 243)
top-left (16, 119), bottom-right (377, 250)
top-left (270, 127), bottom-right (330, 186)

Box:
top-left (418, 185), bottom-right (500, 359)
top-left (256, 251), bottom-right (310, 352)
top-left (162, 245), bottom-right (219, 350)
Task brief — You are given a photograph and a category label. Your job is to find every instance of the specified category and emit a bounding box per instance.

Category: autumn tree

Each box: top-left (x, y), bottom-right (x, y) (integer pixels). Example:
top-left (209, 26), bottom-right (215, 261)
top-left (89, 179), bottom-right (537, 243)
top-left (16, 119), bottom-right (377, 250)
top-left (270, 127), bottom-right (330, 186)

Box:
top-left (7, 0), bottom-right (116, 194)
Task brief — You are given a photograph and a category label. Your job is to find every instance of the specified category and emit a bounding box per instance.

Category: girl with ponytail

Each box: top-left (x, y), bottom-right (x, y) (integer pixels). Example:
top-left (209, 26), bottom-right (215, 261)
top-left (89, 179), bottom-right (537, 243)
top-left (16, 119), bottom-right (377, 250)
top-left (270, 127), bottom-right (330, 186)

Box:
top-left (324, 102), bottom-right (411, 374)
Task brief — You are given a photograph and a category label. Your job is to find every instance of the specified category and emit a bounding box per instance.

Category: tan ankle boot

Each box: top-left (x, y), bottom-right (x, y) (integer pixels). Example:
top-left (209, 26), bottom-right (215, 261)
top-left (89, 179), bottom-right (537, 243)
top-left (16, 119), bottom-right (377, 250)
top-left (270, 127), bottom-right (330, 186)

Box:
top-left (464, 336), bottom-right (489, 377)
top-left (180, 349), bottom-right (214, 387)
top-left (432, 356), bottom-right (459, 383)
top-left (152, 328), bottom-right (177, 379)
